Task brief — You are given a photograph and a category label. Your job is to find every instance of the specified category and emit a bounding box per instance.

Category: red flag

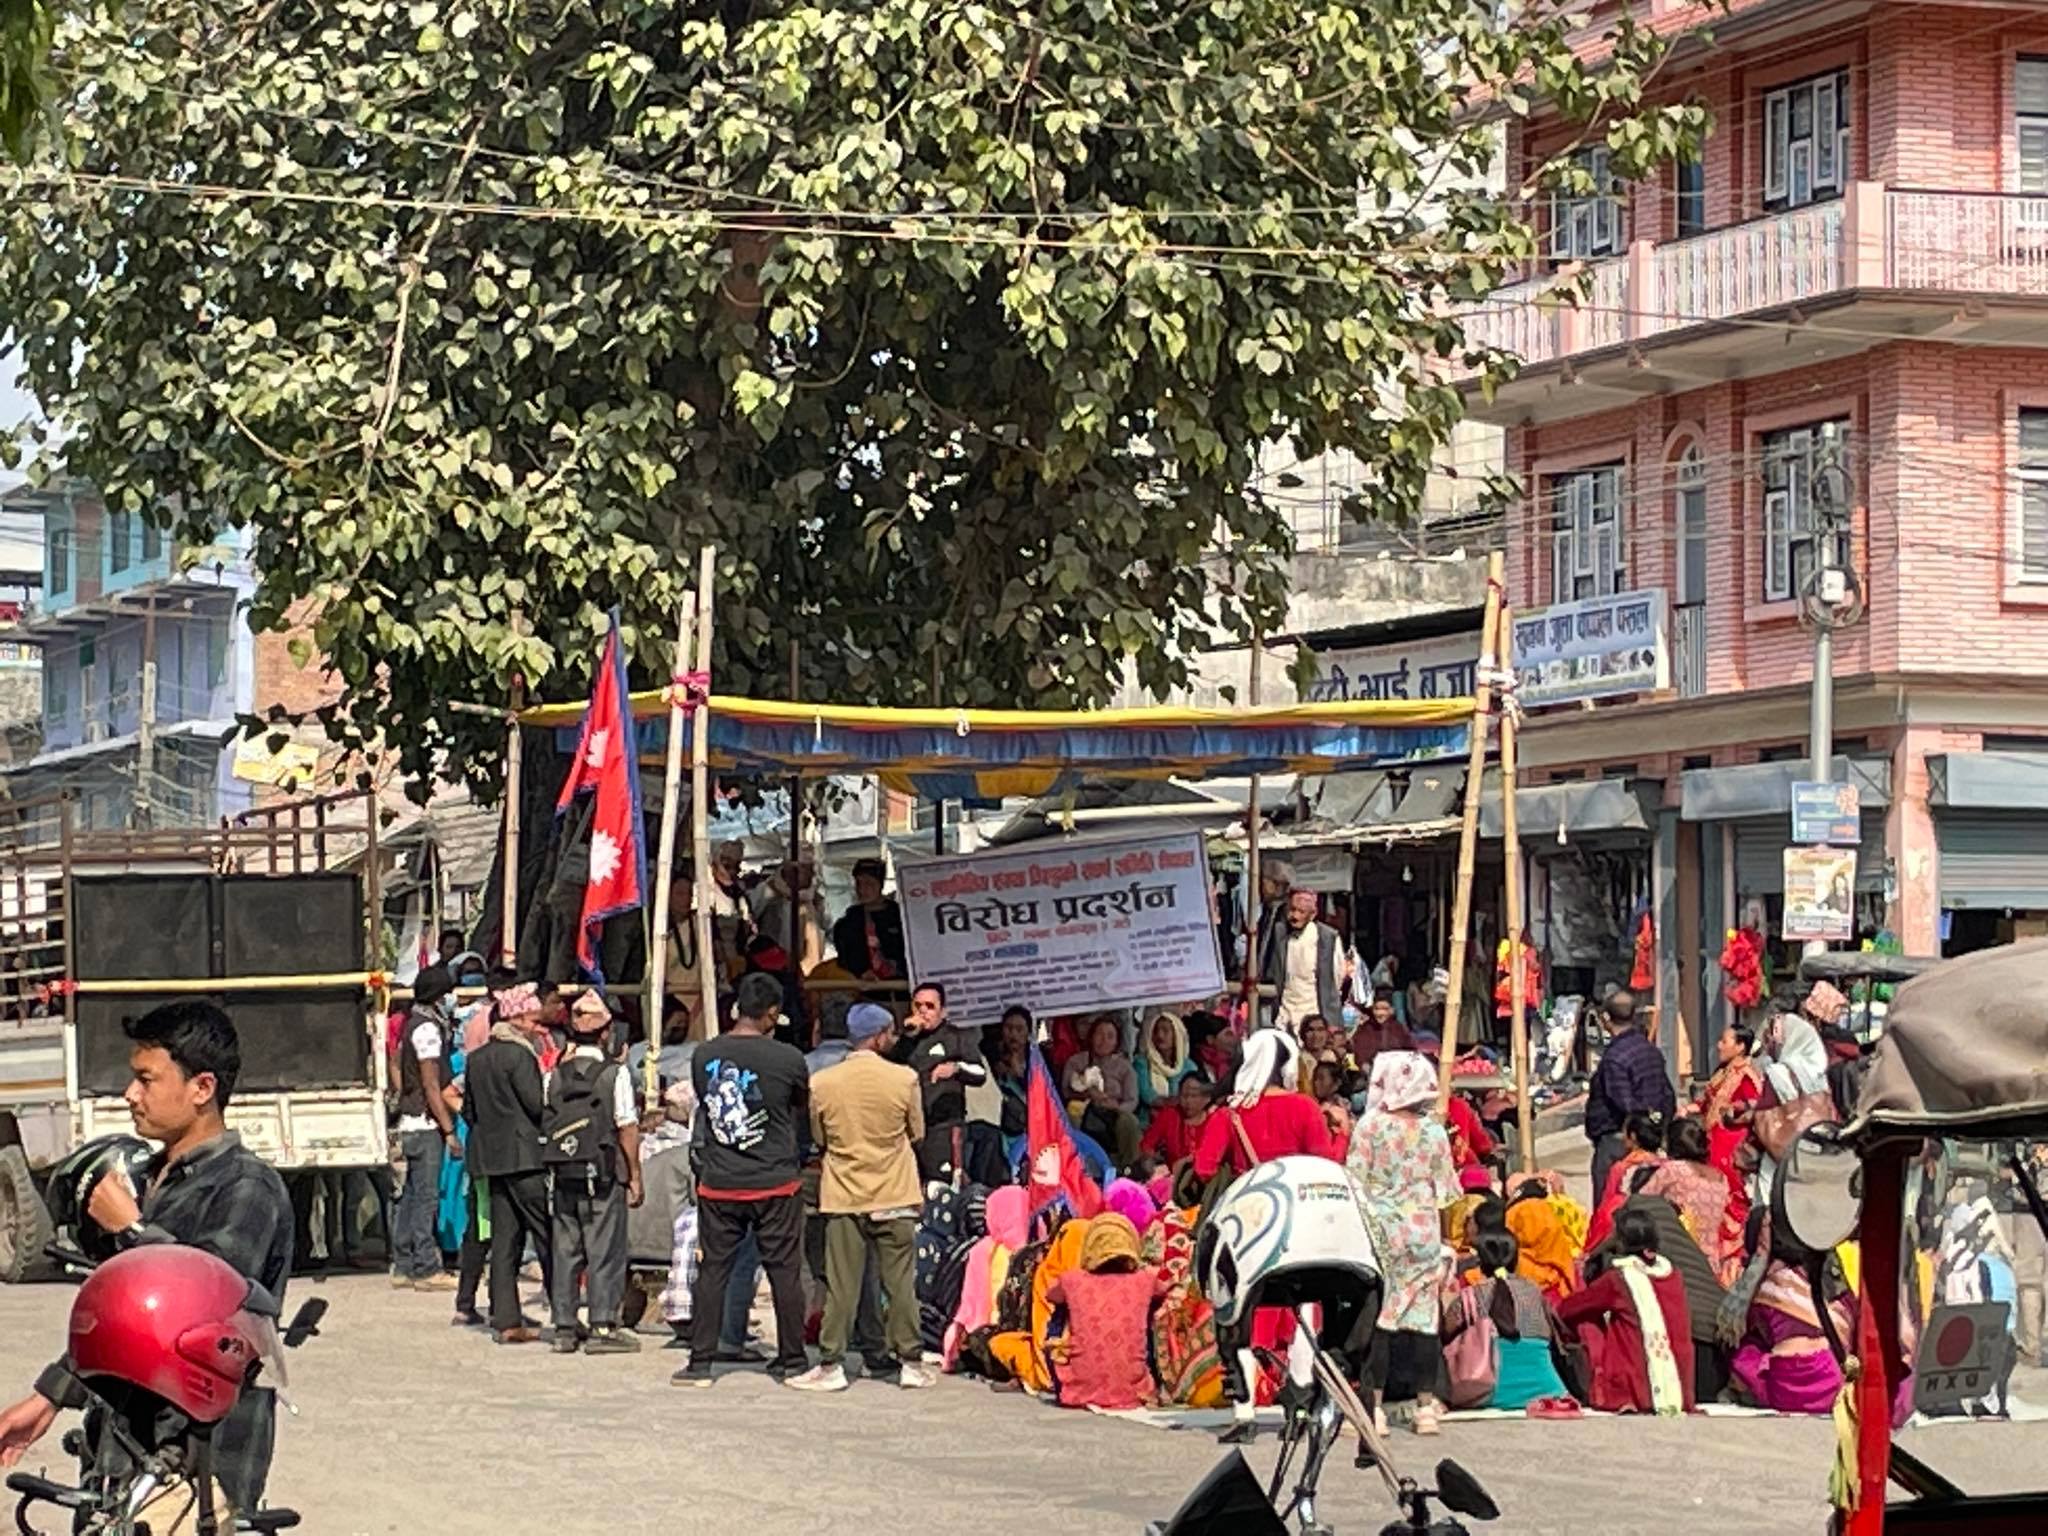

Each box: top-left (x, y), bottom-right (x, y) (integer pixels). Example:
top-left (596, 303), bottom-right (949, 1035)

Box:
top-left (554, 613), bottom-right (647, 981)
top-left (1025, 1045), bottom-right (1101, 1218)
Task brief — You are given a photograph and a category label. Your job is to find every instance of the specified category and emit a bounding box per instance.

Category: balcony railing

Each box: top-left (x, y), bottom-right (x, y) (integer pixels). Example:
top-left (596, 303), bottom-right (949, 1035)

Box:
top-left (1453, 184), bottom-right (2048, 378)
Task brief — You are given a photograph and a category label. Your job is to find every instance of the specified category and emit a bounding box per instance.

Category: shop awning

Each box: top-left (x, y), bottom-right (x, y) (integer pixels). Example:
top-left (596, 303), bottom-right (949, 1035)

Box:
top-left (1679, 756), bottom-right (1891, 822)
top-left (1480, 777), bottom-right (1661, 840)
top-left (521, 694), bottom-right (1470, 802)
top-left (1928, 751), bottom-right (2048, 810)
top-left (1310, 769), bottom-right (1396, 828)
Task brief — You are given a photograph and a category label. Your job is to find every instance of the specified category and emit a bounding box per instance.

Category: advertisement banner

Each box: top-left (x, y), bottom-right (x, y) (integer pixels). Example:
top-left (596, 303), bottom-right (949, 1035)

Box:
top-left (899, 831), bottom-right (1224, 1025)
top-left (1791, 780), bottom-right (1860, 846)
top-left (1304, 631), bottom-right (1483, 706)
top-left (1783, 845), bottom-right (1857, 942)
top-left (1511, 589), bottom-right (1668, 706)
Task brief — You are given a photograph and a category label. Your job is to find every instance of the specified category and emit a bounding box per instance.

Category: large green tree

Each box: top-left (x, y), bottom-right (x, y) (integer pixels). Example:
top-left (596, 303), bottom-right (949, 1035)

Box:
top-left (0, 0), bottom-right (56, 159)
top-left (0, 0), bottom-right (1699, 795)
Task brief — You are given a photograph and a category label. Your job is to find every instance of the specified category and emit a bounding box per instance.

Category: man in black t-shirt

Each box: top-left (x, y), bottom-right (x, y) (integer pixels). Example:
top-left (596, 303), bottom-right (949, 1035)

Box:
top-left (675, 972), bottom-right (811, 1387)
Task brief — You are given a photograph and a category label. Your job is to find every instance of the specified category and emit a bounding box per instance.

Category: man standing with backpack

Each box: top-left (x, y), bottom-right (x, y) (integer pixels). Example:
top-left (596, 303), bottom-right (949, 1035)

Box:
top-left (543, 989), bottom-right (642, 1355)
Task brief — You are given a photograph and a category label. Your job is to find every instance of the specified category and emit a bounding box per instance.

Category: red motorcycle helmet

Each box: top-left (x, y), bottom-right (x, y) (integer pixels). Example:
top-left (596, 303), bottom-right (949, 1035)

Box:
top-left (67, 1246), bottom-right (265, 1424)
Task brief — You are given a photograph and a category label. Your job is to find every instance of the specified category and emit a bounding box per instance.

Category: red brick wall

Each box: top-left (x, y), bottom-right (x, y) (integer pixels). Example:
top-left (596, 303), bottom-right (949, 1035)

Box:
top-left (1506, 343), bottom-right (2048, 691)
top-left (250, 599), bottom-right (342, 719)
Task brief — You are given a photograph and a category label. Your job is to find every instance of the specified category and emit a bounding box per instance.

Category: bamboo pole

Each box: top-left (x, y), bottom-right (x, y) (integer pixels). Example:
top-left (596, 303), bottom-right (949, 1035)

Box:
top-left (499, 675), bottom-right (524, 968)
top-left (1240, 628), bottom-right (1264, 1031)
top-left (644, 590), bottom-right (698, 1101)
top-left (1436, 550), bottom-right (1507, 1115)
top-left (1495, 608), bottom-right (1535, 1172)
top-left (786, 638), bottom-right (804, 1033)
top-left (691, 547), bottom-right (719, 1042)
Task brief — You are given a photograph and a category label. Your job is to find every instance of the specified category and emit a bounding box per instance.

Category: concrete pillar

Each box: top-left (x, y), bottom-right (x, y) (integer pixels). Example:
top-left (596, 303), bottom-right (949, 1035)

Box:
top-left (1887, 725), bottom-right (1941, 954)
top-left (1655, 806), bottom-right (1681, 1088)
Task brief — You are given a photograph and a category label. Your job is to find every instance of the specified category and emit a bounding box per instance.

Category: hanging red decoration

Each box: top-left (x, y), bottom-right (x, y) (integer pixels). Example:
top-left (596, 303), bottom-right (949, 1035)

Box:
top-left (1719, 925), bottom-right (1765, 1009)
top-left (1630, 911), bottom-right (1656, 992)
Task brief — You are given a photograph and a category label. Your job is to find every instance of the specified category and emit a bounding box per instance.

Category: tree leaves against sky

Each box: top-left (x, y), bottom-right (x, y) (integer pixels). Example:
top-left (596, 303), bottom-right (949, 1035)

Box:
top-left (0, 0), bottom-right (1704, 799)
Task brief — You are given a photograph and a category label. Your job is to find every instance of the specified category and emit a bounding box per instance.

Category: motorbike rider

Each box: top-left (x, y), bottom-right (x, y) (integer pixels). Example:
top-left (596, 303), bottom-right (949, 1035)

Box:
top-left (0, 1000), bottom-right (293, 1512)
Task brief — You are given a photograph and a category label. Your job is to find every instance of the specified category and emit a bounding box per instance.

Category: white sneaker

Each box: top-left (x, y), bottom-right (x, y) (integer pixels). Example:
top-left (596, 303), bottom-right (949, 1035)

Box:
top-left (898, 1362), bottom-right (940, 1391)
top-left (784, 1363), bottom-right (849, 1393)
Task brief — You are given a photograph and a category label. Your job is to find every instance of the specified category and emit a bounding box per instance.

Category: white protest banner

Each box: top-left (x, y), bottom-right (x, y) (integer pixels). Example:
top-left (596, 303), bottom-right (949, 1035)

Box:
top-left (898, 831), bottom-right (1224, 1025)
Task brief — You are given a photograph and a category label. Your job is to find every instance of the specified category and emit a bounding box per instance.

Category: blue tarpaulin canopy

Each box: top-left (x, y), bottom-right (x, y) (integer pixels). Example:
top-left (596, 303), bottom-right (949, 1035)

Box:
top-left (519, 693), bottom-right (1472, 806)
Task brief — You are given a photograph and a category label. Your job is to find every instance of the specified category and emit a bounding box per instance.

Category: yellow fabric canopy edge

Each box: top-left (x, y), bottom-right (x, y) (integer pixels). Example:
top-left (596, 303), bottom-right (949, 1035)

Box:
top-left (518, 690), bottom-right (1475, 731)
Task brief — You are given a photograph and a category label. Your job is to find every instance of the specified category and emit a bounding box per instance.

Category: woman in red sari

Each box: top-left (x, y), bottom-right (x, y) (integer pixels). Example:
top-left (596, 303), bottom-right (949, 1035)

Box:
top-left (1582, 1112), bottom-right (1667, 1254)
top-left (1689, 1023), bottom-right (1762, 1237)
top-left (1192, 1029), bottom-right (1344, 1439)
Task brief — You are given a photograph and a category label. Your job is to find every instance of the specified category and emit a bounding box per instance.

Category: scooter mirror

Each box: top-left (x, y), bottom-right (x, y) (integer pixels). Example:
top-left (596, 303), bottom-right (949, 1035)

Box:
top-left (1148, 1451), bottom-right (1291, 1536)
top-left (1434, 1460), bottom-right (1499, 1522)
top-left (1771, 1124), bottom-right (1862, 1255)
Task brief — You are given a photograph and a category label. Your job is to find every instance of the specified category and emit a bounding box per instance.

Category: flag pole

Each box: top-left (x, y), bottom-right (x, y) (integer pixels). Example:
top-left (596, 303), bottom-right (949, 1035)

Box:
top-left (690, 547), bottom-right (719, 1042)
top-left (645, 589), bottom-right (698, 1098)
top-left (499, 670), bottom-right (523, 969)
top-left (1436, 550), bottom-right (1506, 1115)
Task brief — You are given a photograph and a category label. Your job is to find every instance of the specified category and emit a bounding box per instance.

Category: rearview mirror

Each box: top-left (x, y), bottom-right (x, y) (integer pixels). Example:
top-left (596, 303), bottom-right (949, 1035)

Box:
top-left (1435, 1460), bottom-right (1499, 1522)
top-left (1772, 1124), bottom-right (1861, 1254)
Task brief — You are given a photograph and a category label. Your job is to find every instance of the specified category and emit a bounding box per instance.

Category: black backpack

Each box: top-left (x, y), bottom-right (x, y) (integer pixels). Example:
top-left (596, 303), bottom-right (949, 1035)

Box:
top-left (543, 1056), bottom-right (622, 1179)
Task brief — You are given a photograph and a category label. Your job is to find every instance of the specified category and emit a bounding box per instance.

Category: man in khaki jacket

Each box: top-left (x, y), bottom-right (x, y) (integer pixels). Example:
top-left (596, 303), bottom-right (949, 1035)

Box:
top-left (786, 1003), bottom-right (931, 1393)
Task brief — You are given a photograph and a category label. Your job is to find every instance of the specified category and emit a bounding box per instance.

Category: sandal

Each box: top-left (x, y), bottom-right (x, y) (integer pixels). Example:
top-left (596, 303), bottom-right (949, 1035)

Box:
top-left (1412, 1398), bottom-right (1442, 1436)
top-left (1526, 1396), bottom-right (1584, 1420)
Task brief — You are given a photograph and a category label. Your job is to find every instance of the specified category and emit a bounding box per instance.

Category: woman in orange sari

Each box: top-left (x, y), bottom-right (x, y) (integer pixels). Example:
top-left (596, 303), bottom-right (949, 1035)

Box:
top-left (1505, 1178), bottom-right (1584, 1304)
top-left (987, 1216), bottom-right (1091, 1393)
top-left (1689, 1023), bottom-right (1762, 1237)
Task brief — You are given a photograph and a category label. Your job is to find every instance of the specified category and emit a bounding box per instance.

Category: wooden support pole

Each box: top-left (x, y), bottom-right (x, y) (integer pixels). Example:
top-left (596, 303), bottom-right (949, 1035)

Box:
top-left (1495, 607), bottom-right (1535, 1172)
top-left (1240, 629), bottom-right (1264, 1031)
top-left (1437, 550), bottom-right (1507, 1114)
top-left (644, 591), bottom-right (698, 1099)
top-left (786, 637), bottom-right (804, 1038)
top-left (691, 548), bottom-right (719, 1042)
top-left (498, 675), bottom-right (524, 968)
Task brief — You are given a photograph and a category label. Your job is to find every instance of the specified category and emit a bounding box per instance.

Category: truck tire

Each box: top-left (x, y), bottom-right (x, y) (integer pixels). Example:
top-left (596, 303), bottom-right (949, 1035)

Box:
top-left (0, 1143), bottom-right (54, 1283)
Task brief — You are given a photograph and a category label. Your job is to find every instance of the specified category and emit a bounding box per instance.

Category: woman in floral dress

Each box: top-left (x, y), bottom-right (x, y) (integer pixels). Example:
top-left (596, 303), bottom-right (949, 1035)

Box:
top-left (1348, 1050), bottom-right (1461, 1434)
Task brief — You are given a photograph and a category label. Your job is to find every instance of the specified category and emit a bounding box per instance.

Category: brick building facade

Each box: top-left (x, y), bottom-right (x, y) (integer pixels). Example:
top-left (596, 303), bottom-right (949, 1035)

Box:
top-left (1459, 0), bottom-right (2048, 1064)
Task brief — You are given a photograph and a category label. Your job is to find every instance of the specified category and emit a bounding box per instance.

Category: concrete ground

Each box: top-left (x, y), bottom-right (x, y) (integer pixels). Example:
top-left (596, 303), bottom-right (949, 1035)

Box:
top-left (3, 1271), bottom-right (2044, 1536)
top-left (3, 1130), bottom-right (2042, 1535)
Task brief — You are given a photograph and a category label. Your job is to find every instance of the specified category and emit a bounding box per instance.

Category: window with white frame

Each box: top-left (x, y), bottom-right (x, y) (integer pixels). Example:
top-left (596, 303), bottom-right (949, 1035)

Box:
top-left (1549, 464), bottom-right (1626, 603)
top-left (1763, 71), bottom-right (1850, 210)
top-left (1550, 146), bottom-right (1622, 261)
top-left (2019, 409), bottom-right (2048, 582)
top-left (2020, 58), bottom-right (2048, 197)
top-left (46, 527), bottom-right (70, 596)
top-left (1760, 419), bottom-right (1850, 603)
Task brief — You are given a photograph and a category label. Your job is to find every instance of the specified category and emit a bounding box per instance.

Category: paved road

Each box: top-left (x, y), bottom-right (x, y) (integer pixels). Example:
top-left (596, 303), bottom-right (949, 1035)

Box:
top-left (2, 1272), bottom-right (2044, 1536)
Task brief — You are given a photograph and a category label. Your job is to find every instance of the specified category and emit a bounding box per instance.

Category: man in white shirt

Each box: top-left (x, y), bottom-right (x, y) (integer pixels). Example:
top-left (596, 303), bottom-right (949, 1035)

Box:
top-left (393, 964), bottom-right (461, 1290)
top-left (1266, 889), bottom-right (1342, 1033)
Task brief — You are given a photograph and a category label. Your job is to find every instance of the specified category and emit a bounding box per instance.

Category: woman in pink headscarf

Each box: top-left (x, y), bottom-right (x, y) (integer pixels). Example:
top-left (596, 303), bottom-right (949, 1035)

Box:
top-left (1348, 1051), bottom-right (1460, 1433)
top-left (944, 1183), bottom-right (1031, 1370)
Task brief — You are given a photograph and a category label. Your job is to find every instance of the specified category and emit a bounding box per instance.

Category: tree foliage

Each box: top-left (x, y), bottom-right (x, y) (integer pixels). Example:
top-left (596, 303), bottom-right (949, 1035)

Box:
top-left (0, 0), bottom-right (1702, 797)
top-left (0, 0), bottom-right (56, 159)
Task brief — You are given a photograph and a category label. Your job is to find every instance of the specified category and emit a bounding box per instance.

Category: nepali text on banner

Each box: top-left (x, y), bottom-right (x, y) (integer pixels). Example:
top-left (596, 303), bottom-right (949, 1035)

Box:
top-left (898, 831), bottom-right (1226, 1026)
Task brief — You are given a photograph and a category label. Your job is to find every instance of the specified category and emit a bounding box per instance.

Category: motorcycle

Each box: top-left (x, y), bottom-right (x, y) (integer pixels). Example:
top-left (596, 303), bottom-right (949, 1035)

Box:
top-left (6, 1238), bottom-right (324, 1536)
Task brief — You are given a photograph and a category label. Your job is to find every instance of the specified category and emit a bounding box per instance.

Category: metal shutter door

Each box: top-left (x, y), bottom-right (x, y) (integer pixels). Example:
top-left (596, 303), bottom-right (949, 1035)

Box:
top-left (1937, 811), bottom-right (2048, 910)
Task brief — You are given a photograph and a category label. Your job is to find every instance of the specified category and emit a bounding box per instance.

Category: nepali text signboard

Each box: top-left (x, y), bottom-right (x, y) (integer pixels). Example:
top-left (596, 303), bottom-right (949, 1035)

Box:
top-left (1783, 845), bottom-right (1856, 942)
top-left (1511, 589), bottom-right (1668, 707)
top-left (899, 831), bottom-right (1224, 1026)
top-left (1304, 631), bottom-right (1483, 706)
top-left (1791, 780), bottom-right (1860, 846)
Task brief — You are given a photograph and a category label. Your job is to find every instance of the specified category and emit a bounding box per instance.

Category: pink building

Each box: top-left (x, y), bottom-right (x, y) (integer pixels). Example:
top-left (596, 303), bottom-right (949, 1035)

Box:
top-left (1461, 0), bottom-right (2048, 1061)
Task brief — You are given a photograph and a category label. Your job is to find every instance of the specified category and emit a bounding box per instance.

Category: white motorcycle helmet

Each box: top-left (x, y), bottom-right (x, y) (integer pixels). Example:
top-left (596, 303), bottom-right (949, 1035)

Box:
top-left (1196, 1155), bottom-right (1382, 1351)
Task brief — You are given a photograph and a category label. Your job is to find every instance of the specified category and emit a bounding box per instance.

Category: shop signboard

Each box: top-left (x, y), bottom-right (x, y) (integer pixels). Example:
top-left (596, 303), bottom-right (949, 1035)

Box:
top-left (1304, 631), bottom-right (1483, 705)
top-left (1511, 589), bottom-right (1668, 706)
top-left (899, 830), bottom-right (1223, 1025)
top-left (1791, 780), bottom-right (1860, 845)
top-left (1783, 845), bottom-right (1856, 942)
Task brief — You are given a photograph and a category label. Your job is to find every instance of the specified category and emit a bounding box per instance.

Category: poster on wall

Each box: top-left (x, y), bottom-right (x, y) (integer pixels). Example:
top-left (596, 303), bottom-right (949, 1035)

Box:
top-left (1783, 846), bottom-right (1857, 942)
top-left (899, 831), bottom-right (1225, 1025)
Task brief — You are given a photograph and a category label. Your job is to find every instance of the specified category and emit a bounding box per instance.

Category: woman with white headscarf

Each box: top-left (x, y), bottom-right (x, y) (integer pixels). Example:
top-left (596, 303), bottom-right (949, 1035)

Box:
top-left (1746, 988), bottom-right (1838, 1205)
top-left (1190, 1027), bottom-right (1342, 1182)
top-left (1348, 1050), bottom-right (1461, 1435)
